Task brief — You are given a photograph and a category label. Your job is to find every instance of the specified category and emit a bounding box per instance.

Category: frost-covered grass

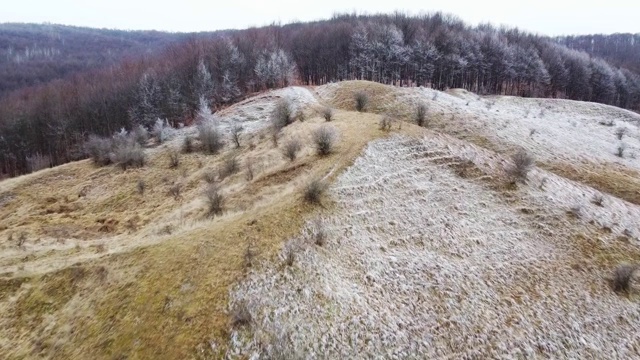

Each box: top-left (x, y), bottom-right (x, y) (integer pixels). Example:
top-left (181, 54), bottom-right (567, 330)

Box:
top-left (229, 134), bottom-right (640, 359)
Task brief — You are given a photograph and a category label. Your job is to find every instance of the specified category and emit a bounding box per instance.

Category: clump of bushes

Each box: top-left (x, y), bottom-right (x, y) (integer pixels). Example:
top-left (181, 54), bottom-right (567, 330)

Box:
top-left (271, 98), bottom-right (294, 131)
top-left (507, 149), bottom-right (534, 182)
top-left (355, 91), bottom-right (368, 112)
top-left (110, 141), bottom-right (146, 170)
top-left (312, 126), bottom-right (338, 156)
top-left (86, 135), bottom-right (114, 166)
top-left (612, 264), bottom-right (637, 293)
top-left (198, 121), bottom-right (224, 154)
top-left (415, 104), bottom-right (428, 127)
top-left (303, 178), bottom-right (327, 204)
top-left (219, 156), bottom-right (239, 180)
top-left (282, 138), bottom-right (302, 161)
top-left (321, 107), bottom-right (334, 122)
top-left (379, 114), bottom-right (393, 131)
top-left (152, 118), bottom-right (174, 144)
top-left (132, 125), bottom-right (149, 145)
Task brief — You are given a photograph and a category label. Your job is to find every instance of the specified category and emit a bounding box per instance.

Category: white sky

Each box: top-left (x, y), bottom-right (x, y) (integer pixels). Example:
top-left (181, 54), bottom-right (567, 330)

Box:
top-left (0, 0), bottom-right (638, 36)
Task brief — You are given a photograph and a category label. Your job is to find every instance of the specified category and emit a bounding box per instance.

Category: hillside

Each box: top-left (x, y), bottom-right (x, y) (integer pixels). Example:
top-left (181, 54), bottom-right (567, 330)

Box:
top-left (558, 33), bottom-right (640, 74)
top-left (0, 23), bottom-right (187, 97)
top-left (1, 81), bottom-right (640, 358)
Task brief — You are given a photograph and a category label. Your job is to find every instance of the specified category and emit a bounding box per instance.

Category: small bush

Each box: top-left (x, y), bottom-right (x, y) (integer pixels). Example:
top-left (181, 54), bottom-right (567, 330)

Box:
top-left (204, 184), bottom-right (224, 217)
top-left (310, 218), bottom-right (327, 246)
top-left (230, 302), bottom-right (252, 328)
top-left (132, 125), bottom-right (149, 145)
top-left (137, 179), bottom-right (146, 195)
top-left (152, 118), bottom-right (173, 144)
top-left (111, 141), bottom-right (146, 170)
top-left (612, 264), bottom-right (637, 293)
top-left (231, 124), bottom-right (243, 148)
top-left (182, 136), bottom-right (194, 153)
top-left (219, 156), bottom-right (239, 180)
top-left (202, 169), bottom-right (217, 184)
top-left (321, 107), bottom-right (334, 122)
top-left (415, 104), bottom-right (428, 127)
top-left (312, 126), bottom-right (338, 156)
top-left (615, 127), bottom-right (627, 140)
top-left (198, 121), bottom-right (224, 154)
top-left (282, 138), bottom-right (302, 161)
top-left (86, 135), bottom-right (113, 166)
top-left (303, 178), bottom-right (327, 204)
top-left (592, 193), bottom-right (604, 207)
top-left (379, 114), bottom-right (393, 131)
top-left (355, 91), bottom-right (368, 112)
top-left (507, 149), bottom-right (534, 182)
top-left (616, 143), bottom-right (626, 158)
top-left (169, 150), bottom-right (180, 169)
top-left (271, 98), bottom-right (293, 131)
top-left (169, 183), bottom-right (181, 200)
top-left (245, 157), bottom-right (256, 181)
top-left (283, 239), bottom-right (298, 266)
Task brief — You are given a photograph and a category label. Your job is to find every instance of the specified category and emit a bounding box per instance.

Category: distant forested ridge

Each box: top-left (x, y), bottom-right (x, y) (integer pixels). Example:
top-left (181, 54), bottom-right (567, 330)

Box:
top-left (1, 13), bottom-right (639, 177)
top-left (557, 33), bottom-right (640, 74)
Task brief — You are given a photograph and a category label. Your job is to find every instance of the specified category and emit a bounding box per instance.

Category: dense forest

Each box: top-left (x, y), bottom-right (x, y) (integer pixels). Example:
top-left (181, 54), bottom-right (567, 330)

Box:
top-left (558, 33), bottom-right (640, 74)
top-left (1, 13), bottom-right (640, 177)
top-left (0, 23), bottom-right (189, 97)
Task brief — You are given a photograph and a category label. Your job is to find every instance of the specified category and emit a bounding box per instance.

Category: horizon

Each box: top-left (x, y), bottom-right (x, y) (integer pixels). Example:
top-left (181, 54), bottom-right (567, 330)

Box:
top-left (1, 1), bottom-right (639, 36)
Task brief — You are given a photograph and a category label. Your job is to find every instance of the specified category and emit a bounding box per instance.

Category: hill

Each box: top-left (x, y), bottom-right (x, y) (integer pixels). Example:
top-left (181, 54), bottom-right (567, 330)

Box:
top-left (0, 23), bottom-right (187, 97)
top-left (1, 81), bottom-right (640, 358)
top-left (558, 33), bottom-right (640, 74)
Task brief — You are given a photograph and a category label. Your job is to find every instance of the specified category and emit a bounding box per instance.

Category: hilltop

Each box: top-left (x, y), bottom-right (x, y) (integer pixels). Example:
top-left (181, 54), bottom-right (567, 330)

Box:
top-left (1, 81), bottom-right (640, 358)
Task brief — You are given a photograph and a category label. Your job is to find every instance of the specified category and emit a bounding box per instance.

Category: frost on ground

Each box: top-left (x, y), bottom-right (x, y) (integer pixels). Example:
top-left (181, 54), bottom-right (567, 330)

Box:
top-left (228, 134), bottom-right (640, 359)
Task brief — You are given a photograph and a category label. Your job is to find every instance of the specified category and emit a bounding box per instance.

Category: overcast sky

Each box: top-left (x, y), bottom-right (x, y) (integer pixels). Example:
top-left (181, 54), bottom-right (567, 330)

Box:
top-left (1, 0), bottom-right (639, 36)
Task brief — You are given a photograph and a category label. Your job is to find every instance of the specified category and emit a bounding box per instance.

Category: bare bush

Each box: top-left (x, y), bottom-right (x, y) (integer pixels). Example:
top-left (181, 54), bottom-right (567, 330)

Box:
top-left (204, 184), bottom-right (224, 217)
top-left (169, 150), bottom-right (180, 169)
top-left (198, 121), bottom-right (224, 154)
top-left (230, 301), bottom-right (252, 328)
top-left (271, 98), bottom-right (293, 131)
top-left (137, 179), bottom-right (146, 195)
top-left (231, 124), bottom-right (243, 148)
top-left (202, 169), bottom-right (217, 184)
top-left (182, 136), bottom-right (194, 153)
top-left (616, 143), bottom-right (626, 158)
top-left (507, 149), bottom-right (534, 182)
top-left (321, 107), bottom-right (334, 122)
top-left (282, 138), bottom-right (302, 161)
top-left (219, 156), bottom-right (239, 180)
top-left (355, 91), bottom-right (368, 112)
top-left (615, 127), bottom-right (627, 140)
top-left (612, 264), bottom-right (637, 293)
top-left (110, 141), bottom-right (146, 170)
top-left (592, 193), bottom-right (605, 207)
top-left (169, 183), bottom-right (181, 200)
top-left (86, 135), bottom-right (113, 166)
top-left (312, 126), bottom-right (338, 156)
top-left (310, 218), bottom-right (327, 246)
top-left (303, 178), bottom-right (327, 204)
top-left (415, 104), bottom-right (428, 127)
top-left (245, 157), bottom-right (256, 181)
top-left (379, 114), bottom-right (393, 131)
top-left (152, 118), bottom-right (173, 144)
top-left (283, 239), bottom-right (298, 266)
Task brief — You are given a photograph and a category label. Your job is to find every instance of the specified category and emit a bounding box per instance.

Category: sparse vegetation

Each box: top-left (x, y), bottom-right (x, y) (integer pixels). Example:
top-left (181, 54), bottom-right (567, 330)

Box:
top-left (245, 157), bottom-right (256, 181)
top-left (303, 178), bottom-right (327, 204)
top-left (231, 124), bottom-right (243, 148)
top-left (599, 120), bottom-right (615, 127)
top-left (230, 302), bottom-right (252, 328)
top-left (415, 104), bottom-right (428, 127)
top-left (322, 107), bottom-right (334, 122)
top-left (137, 179), bottom-right (146, 195)
top-left (198, 121), bottom-right (224, 154)
top-left (202, 169), bottom-right (217, 184)
top-left (169, 183), bottom-right (181, 200)
top-left (282, 138), bottom-right (302, 161)
top-left (355, 91), bottom-right (368, 112)
top-left (283, 239), bottom-right (298, 266)
top-left (612, 264), bottom-right (637, 293)
top-left (312, 126), bottom-right (338, 156)
top-left (615, 127), bottom-right (627, 140)
top-left (204, 184), bottom-right (224, 217)
top-left (616, 143), bottom-right (626, 158)
top-left (310, 218), bottom-right (327, 246)
top-left (219, 156), bottom-right (239, 180)
top-left (568, 205), bottom-right (583, 218)
top-left (592, 193), bottom-right (605, 207)
top-left (507, 149), bottom-right (534, 182)
top-left (379, 114), bottom-right (393, 131)
top-left (169, 150), bottom-right (180, 168)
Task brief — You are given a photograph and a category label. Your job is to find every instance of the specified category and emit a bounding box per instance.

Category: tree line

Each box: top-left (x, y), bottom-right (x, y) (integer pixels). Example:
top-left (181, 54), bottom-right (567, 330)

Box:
top-left (1, 12), bottom-right (639, 177)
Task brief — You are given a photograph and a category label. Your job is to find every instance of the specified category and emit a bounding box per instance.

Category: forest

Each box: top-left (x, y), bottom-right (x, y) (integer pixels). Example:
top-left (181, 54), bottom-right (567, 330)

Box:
top-left (1, 13), bottom-right (639, 177)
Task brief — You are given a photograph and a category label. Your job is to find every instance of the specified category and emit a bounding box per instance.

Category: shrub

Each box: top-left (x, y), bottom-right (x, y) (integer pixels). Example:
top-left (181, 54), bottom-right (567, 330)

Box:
top-left (321, 107), bottom-right (334, 122)
top-left (231, 124), bottom-right (243, 148)
top-left (592, 193), bottom-right (604, 207)
top-left (137, 179), bottom-right (146, 195)
top-left (152, 118), bottom-right (173, 144)
top-left (283, 239), bottom-right (298, 266)
top-left (169, 183), bottom-right (181, 200)
top-left (169, 150), bottom-right (180, 169)
top-left (507, 149), bottom-right (534, 182)
top-left (182, 136), bottom-right (194, 153)
top-left (613, 264), bottom-right (637, 293)
top-left (110, 141), bottom-right (145, 170)
top-left (245, 157), bottom-right (256, 181)
top-left (616, 143), bottom-right (626, 158)
top-left (132, 125), bottom-right (149, 145)
top-left (204, 184), bottom-right (224, 217)
top-left (615, 127), bottom-right (627, 140)
top-left (271, 98), bottom-right (293, 131)
top-left (303, 178), bottom-right (327, 204)
top-left (86, 135), bottom-right (113, 166)
top-left (198, 121), bottom-right (224, 154)
top-left (219, 156), bottom-right (239, 180)
top-left (355, 91), bottom-right (368, 112)
top-left (312, 126), bottom-right (338, 156)
top-left (310, 218), bottom-right (327, 246)
top-left (379, 114), bottom-right (393, 131)
top-left (202, 169), bottom-right (217, 184)
top-left (415, 104), bottom-right (428, 127)
top-left (230, 301), bottom-right (252, 328)
top-left (282, 138), bottom-right (302, 161)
